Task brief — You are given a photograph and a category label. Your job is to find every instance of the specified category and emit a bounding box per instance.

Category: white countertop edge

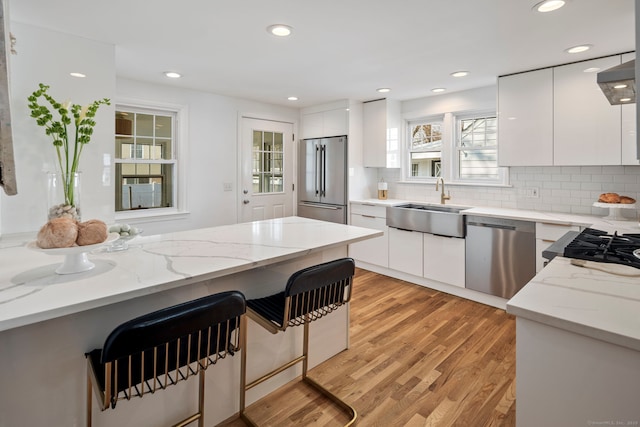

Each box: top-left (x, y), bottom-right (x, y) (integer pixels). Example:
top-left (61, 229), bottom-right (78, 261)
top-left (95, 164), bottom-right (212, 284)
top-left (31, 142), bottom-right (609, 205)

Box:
top-left (507, 256), bottom-right (640, 352)
top-left (0, 218), bottom-right (382, 332)
top-left (507, 301), bottom-right (640, 353)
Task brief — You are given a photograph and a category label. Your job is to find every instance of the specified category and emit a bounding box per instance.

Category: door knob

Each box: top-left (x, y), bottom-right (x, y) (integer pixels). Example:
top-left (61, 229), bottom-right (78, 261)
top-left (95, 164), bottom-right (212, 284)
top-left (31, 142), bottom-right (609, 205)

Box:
top-left (243, 200), bottom-right (250, 204)
top-left (243, 189), bottom-right (248, 194)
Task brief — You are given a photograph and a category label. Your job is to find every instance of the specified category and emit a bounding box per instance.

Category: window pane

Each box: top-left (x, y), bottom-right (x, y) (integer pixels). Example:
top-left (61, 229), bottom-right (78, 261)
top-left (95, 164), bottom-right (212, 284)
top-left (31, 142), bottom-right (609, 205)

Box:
top-left (116, 163), bottom-right (174, 211)
top-left (116, 138), bottom-right (134, 159)
top-left (411, 123), bottom-right (442, 150)
top-left (410, 152), bottom-right (441, 177)
top-left (155, 115), bottom-right (172, 138)
top-left (459, 148), bottom-right (498, 179)
top-left (155, 139), bottom-right (171, 160)
top-left (459, 116), bottom-right (497, 148)
top-left (135, 114), bottom-right (154, 137)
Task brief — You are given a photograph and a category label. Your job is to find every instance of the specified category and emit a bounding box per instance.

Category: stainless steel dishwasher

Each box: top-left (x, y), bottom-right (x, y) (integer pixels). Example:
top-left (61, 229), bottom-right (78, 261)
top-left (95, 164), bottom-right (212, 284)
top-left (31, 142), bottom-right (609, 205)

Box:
top-left (465, 215), bottom-right (536, 299)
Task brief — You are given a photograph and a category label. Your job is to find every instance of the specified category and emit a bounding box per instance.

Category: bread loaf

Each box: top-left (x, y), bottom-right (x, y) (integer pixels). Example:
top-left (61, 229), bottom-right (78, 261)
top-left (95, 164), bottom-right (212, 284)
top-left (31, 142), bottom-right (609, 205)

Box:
top-left (619, 196), bottom-right (636, 204)
top-left (598, 193), bottom-right (621, 203)
top-left (36, 217), bottom-right (78, 249)
top-left (76, 219), bottom-right (108, 246)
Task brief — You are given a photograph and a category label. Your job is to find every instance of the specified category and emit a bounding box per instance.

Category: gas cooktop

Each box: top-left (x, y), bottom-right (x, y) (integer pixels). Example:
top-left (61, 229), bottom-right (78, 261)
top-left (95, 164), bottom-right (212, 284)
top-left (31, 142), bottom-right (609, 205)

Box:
top-left (563, 228), bottom-right (640, 269)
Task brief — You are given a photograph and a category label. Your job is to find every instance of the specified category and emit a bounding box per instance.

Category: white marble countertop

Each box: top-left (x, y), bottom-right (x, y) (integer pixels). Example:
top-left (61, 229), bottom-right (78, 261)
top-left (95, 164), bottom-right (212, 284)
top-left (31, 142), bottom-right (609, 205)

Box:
top-left (507, 256), bottom-right (640, 352)
top-left (0, 217), bottom-right (381, 332)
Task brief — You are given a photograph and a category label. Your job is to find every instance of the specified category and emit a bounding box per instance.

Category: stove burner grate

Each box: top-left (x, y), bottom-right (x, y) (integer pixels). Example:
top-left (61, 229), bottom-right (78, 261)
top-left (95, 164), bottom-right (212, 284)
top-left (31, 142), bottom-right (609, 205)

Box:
top-left (563, 228), bottom-right (640, 269)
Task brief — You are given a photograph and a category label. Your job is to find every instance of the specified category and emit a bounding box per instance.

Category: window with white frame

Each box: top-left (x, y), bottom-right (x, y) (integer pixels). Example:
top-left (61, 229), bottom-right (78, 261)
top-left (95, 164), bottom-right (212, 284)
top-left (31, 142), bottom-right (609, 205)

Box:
top-left (408, 119), bottom-right (443, 178)
top-left (114, 106), bottom-right (178, 212)
top-left (406, 112), bottom-right (506, 185)
top-left (456, 114), bottom-right (501, 181)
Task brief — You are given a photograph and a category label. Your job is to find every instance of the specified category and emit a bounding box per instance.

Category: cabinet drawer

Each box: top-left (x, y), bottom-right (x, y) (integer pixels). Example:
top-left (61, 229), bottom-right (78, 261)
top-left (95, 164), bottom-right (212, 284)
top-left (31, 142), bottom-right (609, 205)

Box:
top-left (350, 203), bottom-right (386, 217)
top-left (536, 222), bottom-right (579, 241)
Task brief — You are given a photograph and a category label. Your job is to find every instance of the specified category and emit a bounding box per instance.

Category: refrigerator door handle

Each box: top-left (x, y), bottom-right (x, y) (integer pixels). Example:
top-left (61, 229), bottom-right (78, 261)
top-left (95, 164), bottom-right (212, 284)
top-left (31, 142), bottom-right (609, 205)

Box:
top-left (314, 144), bottom-right (320, 196)
top-left (320, 145), bottom-right (326, 197)
top-left (299, 202), bottom-right (341, 210)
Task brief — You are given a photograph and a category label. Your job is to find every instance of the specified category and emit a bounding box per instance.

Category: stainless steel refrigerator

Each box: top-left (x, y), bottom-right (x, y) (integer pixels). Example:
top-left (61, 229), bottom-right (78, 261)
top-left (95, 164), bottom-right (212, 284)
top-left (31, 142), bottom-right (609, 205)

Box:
top-left (297, 136), bottom-right (347, 224)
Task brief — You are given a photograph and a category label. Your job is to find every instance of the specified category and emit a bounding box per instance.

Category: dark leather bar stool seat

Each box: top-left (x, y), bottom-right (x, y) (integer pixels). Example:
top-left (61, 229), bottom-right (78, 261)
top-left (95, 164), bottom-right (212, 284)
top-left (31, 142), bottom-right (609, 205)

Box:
top-left (86, 290), bottom-right (246, 427)
top-left (240, 258), bottom-right (357, 426)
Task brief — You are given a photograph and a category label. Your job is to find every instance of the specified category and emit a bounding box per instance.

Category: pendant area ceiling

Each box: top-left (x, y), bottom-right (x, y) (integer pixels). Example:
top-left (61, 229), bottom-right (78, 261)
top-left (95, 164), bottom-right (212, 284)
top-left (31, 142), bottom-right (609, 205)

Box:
top-left (9, 0), bottom-right (635, 107)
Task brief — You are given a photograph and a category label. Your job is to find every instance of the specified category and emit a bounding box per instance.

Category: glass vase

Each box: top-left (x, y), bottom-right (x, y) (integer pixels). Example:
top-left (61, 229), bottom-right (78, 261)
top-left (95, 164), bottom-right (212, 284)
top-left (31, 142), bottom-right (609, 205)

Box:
top-left (47, 171), bottom-right (81, 221)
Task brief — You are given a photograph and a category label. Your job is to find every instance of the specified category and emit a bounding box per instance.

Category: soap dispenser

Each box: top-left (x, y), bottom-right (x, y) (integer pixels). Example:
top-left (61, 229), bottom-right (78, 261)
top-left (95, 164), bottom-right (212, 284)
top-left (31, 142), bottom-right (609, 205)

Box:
top-left (377, 178), bottom-right (388, 200)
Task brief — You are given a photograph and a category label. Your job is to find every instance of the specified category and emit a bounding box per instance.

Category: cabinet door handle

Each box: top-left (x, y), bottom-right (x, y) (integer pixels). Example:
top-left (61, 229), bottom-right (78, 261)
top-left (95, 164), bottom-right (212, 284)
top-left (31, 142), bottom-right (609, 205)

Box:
top-left (362, 215), bottom-right (376, 219)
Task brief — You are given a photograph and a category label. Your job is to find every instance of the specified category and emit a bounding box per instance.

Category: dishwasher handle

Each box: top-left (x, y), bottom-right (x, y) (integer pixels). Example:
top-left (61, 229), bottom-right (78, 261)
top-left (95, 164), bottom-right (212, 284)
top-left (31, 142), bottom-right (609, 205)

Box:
top-left (467, 221), bottom-right (516, 231)
top-left (465, 215), bottom-right (536, 233)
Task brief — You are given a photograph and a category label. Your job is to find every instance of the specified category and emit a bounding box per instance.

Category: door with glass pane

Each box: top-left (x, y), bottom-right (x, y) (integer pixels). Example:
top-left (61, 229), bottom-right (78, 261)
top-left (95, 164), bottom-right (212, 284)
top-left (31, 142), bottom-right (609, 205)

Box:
top-left (240, 118), bottom-right (294, 222)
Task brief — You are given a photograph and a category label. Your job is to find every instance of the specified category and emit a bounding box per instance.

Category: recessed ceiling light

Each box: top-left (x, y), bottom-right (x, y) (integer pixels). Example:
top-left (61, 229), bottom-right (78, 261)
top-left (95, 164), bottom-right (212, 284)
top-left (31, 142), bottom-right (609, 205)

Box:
top-left (267, 24), bottom-right (293, 37)
top-left (287, 96), bottom-right (298, 101)
top-left (620, 97), bottom-right (632, 102)
top-left (377, 88), bottom-right (391, 93)
top-left (583, 67), bottom-right (600, 73)
top-left (565, 44), bottom-right (592, 54)
top-left (533, 0), bottom-right (566, 13)
top-left (431, 88), bottom-right (446, 93)
top-left (451, 71), bottom-right (468, 77)
top-left (164, 71), bottom-right (182, 78)
top-left (70, 72), bottom-right (86, 78)
top-left (614, 84), bottom-right (628, 89)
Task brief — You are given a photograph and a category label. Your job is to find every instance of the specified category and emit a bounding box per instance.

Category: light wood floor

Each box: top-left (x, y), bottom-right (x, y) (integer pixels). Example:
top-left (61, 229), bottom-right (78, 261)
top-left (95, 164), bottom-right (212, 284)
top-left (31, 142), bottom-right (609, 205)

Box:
top-left (219, 269), bottom-right (516, 427)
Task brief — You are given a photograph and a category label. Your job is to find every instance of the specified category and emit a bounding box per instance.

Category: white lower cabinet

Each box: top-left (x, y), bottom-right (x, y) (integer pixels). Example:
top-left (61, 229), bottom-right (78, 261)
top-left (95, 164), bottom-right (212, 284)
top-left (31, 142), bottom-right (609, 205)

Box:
top-left (388, 227), bottom-right (423, 277)
top-left (349, 213), bottom-right (389, 268)
top-left (423, 234), bottom-right (465, 288)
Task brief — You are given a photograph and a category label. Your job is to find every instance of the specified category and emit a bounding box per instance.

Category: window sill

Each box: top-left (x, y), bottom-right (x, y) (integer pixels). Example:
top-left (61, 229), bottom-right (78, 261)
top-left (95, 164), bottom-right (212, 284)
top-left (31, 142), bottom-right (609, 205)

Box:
top-left (115, 209), bottom-right (190, 224)
top-left (397, 180), bottom-right (512, 188)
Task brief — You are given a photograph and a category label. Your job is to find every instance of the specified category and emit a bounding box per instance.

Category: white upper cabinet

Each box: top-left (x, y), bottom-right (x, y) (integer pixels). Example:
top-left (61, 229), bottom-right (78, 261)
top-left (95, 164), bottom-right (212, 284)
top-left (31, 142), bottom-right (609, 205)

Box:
top-left (621, 52), bottom-right (638, 165)
top-left (363, 99), bottom-right (401, 168)
top-left (553, 56), bottom-right (622, 165)
top-left (497, 53), bottom-right (634, 166)
top-left (301, 107), bottom-right (348, 139)
top-left (498, 68), bottom-right (553, 166)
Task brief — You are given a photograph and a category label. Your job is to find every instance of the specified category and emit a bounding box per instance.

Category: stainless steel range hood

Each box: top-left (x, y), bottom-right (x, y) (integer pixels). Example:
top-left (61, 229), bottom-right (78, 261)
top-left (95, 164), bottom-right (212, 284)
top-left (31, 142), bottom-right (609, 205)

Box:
top-left (597, 59), bottom-right (636, 105)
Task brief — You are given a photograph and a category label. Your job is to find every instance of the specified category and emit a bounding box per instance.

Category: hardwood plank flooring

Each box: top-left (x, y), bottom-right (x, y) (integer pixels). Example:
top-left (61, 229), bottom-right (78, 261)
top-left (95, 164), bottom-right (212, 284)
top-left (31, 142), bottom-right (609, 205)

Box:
top-left (218, 269), bottom-right (516, 427)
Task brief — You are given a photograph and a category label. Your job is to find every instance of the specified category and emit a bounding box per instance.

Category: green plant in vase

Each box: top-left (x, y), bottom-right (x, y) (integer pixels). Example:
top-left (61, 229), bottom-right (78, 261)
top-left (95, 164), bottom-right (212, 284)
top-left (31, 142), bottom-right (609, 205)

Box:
top-left (28, 83), bottom-right (110, 220)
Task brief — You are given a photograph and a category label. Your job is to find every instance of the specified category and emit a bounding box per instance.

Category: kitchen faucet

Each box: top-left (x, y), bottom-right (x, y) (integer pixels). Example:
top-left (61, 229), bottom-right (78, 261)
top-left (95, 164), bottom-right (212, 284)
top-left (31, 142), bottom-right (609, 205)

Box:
top-left (435, 177), bottom-right (451, 204)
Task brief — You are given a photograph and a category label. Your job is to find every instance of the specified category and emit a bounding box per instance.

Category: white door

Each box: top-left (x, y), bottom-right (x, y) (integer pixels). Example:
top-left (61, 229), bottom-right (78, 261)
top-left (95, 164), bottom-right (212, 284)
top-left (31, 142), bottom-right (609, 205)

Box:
top-left (240, 117), bottom-right (294, 222)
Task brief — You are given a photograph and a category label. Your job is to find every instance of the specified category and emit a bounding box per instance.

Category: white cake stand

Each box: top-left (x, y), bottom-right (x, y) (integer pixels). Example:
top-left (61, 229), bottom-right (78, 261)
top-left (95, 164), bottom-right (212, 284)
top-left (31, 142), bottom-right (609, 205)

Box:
top-left (592, 202), bottom-right (637, 220)
top-left (27, 233), bottom-right (119, 274)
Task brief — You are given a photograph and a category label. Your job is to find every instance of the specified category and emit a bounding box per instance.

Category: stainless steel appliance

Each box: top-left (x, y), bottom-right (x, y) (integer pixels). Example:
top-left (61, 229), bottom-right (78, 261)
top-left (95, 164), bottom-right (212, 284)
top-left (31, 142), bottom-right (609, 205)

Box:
top-left (297, 136), bottom-right (347, 224)
top-left (465, 215), bottom-right (536, 299)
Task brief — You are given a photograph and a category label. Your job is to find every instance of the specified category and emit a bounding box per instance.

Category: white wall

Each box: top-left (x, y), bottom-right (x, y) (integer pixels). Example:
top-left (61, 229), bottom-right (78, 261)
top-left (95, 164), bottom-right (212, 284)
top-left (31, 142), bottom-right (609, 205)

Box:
top-left (1, 21), bottom-right (299, 236)
top-left (115, 78), bottom-right (299, 235)
top-left (1, 21), bottom-right (116, 234)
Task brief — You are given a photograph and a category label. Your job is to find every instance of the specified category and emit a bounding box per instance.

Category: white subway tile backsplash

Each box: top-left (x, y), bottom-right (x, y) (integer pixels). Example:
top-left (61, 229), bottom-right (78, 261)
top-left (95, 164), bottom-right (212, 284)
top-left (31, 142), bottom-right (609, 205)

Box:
top-left (381, 165), bottom-right (640, 217)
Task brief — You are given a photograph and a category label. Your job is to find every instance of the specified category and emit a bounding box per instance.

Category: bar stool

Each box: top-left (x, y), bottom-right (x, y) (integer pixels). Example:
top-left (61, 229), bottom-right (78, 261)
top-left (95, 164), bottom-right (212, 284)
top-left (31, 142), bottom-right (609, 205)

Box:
top-left (85, 290), bottom-right (246, 427)
top-left (239, 258), bottom-right (357, 426)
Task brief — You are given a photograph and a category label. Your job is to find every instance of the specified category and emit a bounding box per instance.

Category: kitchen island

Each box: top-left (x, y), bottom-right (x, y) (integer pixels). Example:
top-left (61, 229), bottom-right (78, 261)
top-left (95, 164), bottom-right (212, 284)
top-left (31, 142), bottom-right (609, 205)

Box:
top-left (0, 217), bottom-right (381, 427)
top-left (507, 249), bottom-right (640, 425)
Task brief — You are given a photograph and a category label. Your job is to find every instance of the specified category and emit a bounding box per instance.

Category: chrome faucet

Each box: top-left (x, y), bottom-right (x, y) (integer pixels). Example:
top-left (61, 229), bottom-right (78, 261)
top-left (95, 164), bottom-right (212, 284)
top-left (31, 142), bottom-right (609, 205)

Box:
top-left (435, 177), bottom-right (451, 204)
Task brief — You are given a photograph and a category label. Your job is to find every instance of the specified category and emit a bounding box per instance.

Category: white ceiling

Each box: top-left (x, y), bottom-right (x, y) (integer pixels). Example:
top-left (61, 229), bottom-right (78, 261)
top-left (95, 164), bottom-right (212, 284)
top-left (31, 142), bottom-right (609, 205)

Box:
top-left (9, 0), bottom-right (636, 108)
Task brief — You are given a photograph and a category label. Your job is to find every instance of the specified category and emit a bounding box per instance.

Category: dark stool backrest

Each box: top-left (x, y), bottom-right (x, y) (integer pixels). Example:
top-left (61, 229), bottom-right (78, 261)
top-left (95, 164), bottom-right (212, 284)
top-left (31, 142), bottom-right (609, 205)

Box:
top-left (284, 258), bottom-right (355, 328)
top-left (88, 290), bottom-right (246, 410)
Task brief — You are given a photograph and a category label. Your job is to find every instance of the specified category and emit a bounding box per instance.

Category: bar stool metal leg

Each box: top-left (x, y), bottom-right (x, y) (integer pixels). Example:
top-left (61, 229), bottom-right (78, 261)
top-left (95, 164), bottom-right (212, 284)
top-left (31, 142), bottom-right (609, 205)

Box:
top-left (239, 258), bottom-right (358, 426)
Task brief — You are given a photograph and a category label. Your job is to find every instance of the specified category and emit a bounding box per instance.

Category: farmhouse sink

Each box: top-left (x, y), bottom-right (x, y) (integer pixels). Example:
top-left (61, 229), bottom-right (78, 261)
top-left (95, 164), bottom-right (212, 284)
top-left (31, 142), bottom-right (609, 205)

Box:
top-left (386, 203), bottom-right (469, 238)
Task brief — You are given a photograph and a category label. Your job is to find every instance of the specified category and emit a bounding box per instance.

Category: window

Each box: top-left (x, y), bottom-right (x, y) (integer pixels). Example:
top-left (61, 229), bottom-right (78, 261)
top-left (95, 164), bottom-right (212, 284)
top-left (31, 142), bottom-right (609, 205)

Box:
top-left (406, 112), bottom-right (507, 185)
top-left (115, 107), bottom-right (177, 212)
top-left (456, 115), bottom-right (500, 180)
top-left (252, 130), bottom-right (284, 193)
top-left (409, 120), bottom-right (443, 178)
